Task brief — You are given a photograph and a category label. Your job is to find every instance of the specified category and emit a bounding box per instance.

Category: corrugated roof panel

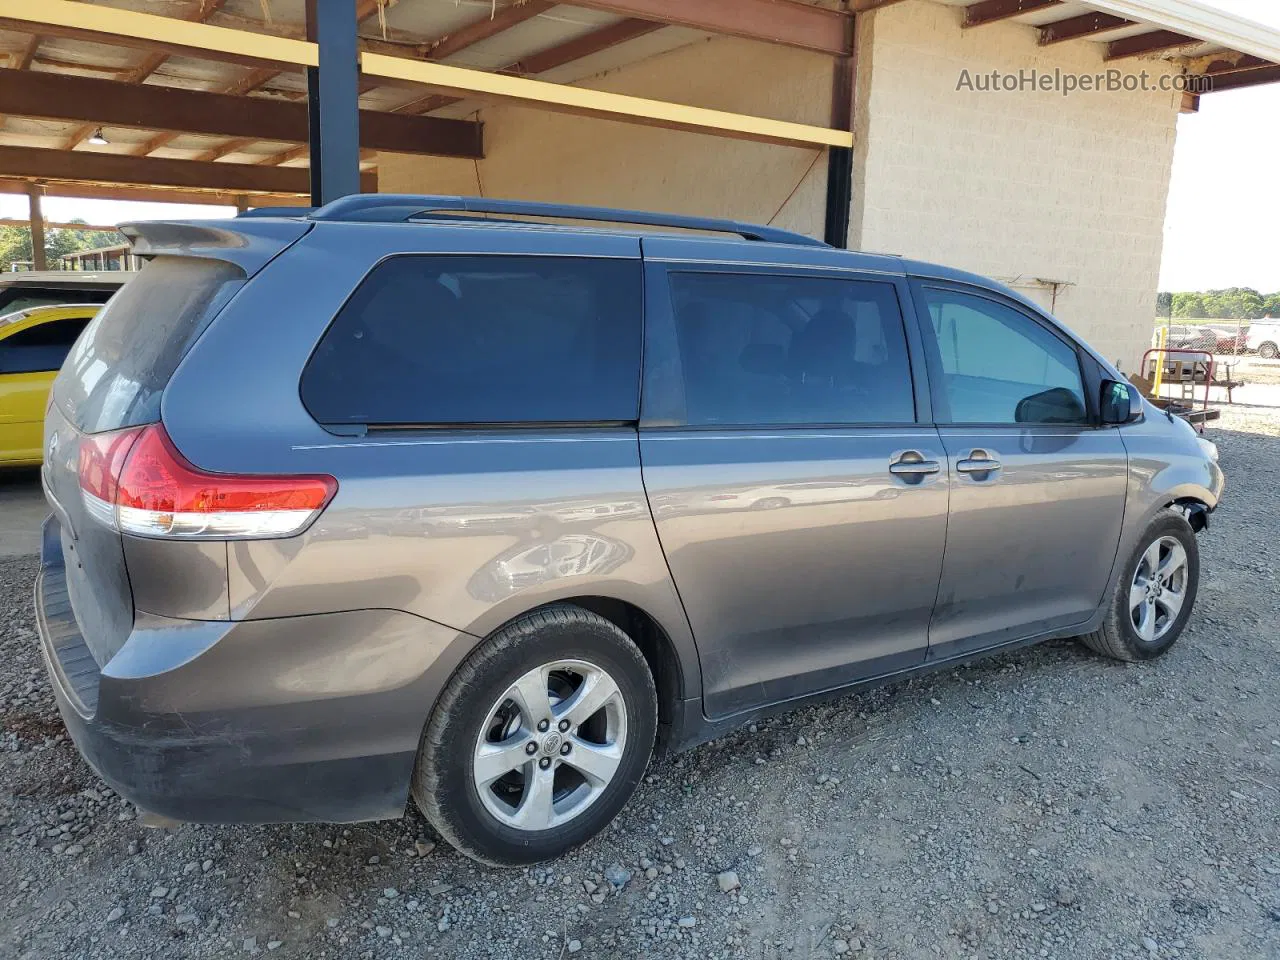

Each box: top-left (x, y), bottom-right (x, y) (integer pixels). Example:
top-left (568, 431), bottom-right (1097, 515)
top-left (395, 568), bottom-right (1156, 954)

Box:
top-left (379, 0), bottom-right (517, 42)
top-left (446, 6), bottom-right (622, 70)
top-left (537, 25), bottom-right (710, 85)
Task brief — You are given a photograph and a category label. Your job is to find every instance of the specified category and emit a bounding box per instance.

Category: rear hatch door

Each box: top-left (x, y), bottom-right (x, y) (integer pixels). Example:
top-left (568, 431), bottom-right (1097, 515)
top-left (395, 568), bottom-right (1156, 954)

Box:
top-left (42, 219), bottom-right (310, 665)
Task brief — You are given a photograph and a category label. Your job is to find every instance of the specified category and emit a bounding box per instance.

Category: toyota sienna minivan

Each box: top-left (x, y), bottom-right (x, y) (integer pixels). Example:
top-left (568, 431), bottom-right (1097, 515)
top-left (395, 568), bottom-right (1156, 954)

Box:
top-left (34, 196), bottom-right (1224, 865)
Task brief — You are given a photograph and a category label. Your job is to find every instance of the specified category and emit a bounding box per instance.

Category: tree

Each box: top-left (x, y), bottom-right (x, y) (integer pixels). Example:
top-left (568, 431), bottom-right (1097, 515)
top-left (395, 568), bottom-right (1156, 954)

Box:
top-left (1156, 291), bottom-right (1173, 318)
top-left (1167, 287), bottom-right (1278, 320)
top-left (0, 220), bottom-right (122, 273)
top-left (1172, 293), bottom-right (1206, 318)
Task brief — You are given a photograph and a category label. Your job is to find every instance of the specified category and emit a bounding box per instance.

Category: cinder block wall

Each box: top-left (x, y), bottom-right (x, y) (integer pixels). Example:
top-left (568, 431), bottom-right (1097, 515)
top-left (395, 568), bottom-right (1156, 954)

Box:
top-left (378, 0), bottom-right (1183, 370)
top-left (853, 1), bottom-right (1182, 369)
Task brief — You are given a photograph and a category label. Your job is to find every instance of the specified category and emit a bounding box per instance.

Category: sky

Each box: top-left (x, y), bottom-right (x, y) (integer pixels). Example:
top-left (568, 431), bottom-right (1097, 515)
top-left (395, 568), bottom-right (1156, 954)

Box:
top-left (1159, 0), bottom-right (1280, 294)
top-left (1, 0), bottom-right (1277, 293)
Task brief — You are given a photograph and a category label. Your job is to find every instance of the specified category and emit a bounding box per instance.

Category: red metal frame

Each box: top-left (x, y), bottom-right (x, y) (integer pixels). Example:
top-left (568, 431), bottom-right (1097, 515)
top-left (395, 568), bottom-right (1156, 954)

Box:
top-left (1142, 347), bottom-right (1216, 431)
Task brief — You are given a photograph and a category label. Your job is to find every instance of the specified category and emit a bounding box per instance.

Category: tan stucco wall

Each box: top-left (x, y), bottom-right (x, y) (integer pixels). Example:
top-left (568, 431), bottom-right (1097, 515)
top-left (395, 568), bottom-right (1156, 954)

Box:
top-left (378, 0), bottom-right (1183, 370)
top-left (376, 36), bottom-right (833, 240)
top-left (853, 1), bottom-right (1182, 368)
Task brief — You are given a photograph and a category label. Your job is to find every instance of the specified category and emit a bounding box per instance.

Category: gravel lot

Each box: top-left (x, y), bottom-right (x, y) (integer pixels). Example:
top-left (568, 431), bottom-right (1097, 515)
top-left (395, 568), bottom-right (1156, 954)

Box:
top-left (2, 406), bottom-right (1277, 960)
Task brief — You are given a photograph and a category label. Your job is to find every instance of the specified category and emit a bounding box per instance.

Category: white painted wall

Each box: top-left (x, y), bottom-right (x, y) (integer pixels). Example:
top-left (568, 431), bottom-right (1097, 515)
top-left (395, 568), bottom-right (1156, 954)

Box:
top-left (378, 0), bottom-right (1184, 370)
top-left (852, 1), bottom-right (1182, 368)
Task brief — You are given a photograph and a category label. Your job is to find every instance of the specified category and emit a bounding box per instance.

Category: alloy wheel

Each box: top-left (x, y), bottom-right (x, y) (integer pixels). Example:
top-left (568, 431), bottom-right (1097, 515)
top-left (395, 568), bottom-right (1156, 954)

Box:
top-left (472, 659), bottom-right (627, 831)
top-left (1129, 535), bottom-right (1189, 644)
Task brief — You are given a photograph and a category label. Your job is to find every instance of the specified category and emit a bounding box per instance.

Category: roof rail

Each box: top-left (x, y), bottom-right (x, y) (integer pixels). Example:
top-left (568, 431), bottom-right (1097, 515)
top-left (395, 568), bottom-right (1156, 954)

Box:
top-left (308, 194), bottom-right (826, 247)
top-left (238, 206), bottom-right (315, 218)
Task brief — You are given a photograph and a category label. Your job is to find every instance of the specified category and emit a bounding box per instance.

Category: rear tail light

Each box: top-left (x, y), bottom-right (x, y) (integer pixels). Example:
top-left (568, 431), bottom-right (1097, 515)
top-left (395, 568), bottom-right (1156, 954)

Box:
top-left (79, 424), bottom-right (336, 539)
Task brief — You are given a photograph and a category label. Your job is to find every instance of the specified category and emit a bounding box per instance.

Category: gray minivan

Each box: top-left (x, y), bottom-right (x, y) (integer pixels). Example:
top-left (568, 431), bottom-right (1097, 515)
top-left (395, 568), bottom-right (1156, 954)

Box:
top-left (34, 196), bottom-right (1224, 865)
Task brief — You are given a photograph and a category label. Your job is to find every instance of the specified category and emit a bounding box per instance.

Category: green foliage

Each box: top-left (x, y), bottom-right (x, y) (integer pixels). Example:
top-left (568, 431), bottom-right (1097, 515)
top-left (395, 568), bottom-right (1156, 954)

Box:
top-left (0, 220), bottom-right (122, 273)
top-left (1162, 287), bottom-right (1280, 321)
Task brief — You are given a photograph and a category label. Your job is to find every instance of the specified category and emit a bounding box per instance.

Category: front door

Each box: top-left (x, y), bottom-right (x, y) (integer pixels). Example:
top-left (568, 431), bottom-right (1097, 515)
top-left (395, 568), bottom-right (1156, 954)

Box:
top-left (638, 244), bottom-right (948, 719)
top-left (912, 282), bottom-right (1128, 659)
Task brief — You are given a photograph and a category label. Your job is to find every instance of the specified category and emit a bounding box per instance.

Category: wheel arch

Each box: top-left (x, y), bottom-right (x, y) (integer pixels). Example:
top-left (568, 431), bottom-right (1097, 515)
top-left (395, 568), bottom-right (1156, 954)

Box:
top-left (461, 593), bottom-right (700, 748)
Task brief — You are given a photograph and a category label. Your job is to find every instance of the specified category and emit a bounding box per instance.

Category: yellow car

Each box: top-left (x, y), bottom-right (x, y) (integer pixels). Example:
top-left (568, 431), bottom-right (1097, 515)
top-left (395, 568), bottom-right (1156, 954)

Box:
top-left (0, 303), bottom-right (100, 466)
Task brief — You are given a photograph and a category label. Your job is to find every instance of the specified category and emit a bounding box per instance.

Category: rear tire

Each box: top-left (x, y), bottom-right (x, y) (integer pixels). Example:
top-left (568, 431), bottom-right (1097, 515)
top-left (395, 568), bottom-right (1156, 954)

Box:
top-left (412, 604), bottom-right (657, 866)
top-left (1081, 509), bottom-right (1199, 662)
top-left (1259, 341), bottom-right (1279, 360)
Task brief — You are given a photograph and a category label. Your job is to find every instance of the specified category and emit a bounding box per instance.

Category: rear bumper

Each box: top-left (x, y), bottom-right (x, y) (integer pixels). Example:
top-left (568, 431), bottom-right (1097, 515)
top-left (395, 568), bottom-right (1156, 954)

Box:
top-left (34, 514), bottom-right (472, 823)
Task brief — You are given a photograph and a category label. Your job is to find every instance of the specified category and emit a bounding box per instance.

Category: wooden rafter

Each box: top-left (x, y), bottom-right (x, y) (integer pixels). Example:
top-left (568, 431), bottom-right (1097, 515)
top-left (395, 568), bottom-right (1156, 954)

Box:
top-left (162, 0), bottom-right (386, 163)
top-left (426, 1), bottom-right (554, 61)
top-left (0, 68), bottom-right (482, 158)
top-left (14, 31), bottom-right (40, 70)
top-left (1205, 63), bottom-right (1280, 92)
top-left (1104, 30), bottom-right (1201, 61)
top-left (556, 0), bottom-right (849, 55)
top-left (0, 176), bottom-right (302, 207)
top-left (137, 67), bottom-right (282, 156)
top-left (387, 18), bottom-right (664, 120)
top-left (1202, 53), bottom-right (1272, 75)
top-left (63, 0), bottom-right (230, 151)
top-left (963, 0), bottom-right (1061, 29)
top-left (1038, 12), bottom-right (1134, 45)
top-left (0, 144), bottom-right (375, 195)
top-left (264, 11), bottom-right (661, 166)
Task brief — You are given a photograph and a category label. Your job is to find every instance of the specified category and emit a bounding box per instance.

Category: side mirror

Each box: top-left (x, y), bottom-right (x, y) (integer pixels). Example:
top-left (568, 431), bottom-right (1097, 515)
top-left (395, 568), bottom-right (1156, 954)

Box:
top-left (1100, 379), bottom-right (1143, 425)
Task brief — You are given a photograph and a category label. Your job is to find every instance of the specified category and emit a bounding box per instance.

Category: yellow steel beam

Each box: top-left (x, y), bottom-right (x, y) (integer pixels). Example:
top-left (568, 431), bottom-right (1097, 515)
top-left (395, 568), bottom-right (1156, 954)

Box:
top-left (0, 0), bottom-right (851, 150)
top-left (0, 0), bottom-right (317, 70)
top-left (362, 53), bottom-right (852, 149)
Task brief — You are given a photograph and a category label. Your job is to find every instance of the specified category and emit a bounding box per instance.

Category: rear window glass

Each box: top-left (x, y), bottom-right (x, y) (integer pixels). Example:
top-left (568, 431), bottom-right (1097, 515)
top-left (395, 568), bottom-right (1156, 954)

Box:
top-left (0, 287), bottom-right (115, 317)
top-left (301, 255), bottom-right (642, 425)
top-left (54, 257), bottom-right (245, 434)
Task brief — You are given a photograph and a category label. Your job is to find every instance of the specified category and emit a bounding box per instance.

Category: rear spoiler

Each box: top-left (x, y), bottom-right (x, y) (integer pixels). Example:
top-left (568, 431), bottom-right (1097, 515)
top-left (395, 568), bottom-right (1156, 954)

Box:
top-left (117, 219), bottom-right (313, 277)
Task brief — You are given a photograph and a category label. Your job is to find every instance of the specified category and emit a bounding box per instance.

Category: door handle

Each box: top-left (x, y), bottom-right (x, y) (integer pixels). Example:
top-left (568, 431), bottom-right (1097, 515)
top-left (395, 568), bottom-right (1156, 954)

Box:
top-left (955, 450), bottom-right (1002, 475)
top-left (889, 452), bottom-right (941, 479)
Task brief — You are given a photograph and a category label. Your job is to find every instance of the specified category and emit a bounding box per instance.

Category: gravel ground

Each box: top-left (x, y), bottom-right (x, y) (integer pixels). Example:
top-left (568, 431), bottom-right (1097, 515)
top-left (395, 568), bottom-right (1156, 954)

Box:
top-left (2, 406), bottom-right (1277, 960)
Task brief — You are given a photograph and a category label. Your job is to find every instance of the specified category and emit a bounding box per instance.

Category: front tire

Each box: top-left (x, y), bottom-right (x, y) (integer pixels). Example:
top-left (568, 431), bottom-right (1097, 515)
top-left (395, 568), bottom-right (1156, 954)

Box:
top-left (1081, 509), bottom-right (1199, 662)
top-left (1258, 341), bottom-right (1279, 360)
top-left (412, 605), bottom-right (657, 866)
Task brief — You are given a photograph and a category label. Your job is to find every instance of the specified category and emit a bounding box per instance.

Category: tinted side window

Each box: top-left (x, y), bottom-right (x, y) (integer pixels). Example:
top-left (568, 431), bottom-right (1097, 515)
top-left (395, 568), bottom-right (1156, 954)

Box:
top-left (922, 289), bottom-right (1086, 425)
top-left (0, 318), bottom-right (93, 374)
top-left (667, 272), bottom-right (915, 426)
top-left (302, 256), bottom-right (642, 425)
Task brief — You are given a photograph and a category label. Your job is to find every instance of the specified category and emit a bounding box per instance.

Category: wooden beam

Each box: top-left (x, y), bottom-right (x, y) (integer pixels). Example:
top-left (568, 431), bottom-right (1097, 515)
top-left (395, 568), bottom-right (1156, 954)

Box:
top-left (362, 51), bottom-right (852, 148)
top-left (0, 145), bottom-right (375, 195)
top-left (427, 1), bottom-right (554, 61)
top-left (0, 68), bottom-right (482, 159)
top-left (1204, 63), bottom-right (1280, 92)
top-left (63, 1), bottom-right (231, 150)
top-left (964, 0), bottom-right (1061, 28)
top-left (1038, 12), bottom-right (1134, 45)
top-left (0, 178), bottom-right (301, 207)
top-left (514, 18), bottom-right (662, 75)
top-left (14, 31), bottom-right (40, 70)
top-left (138, 67), bottom-right (284, 157)
top-left (851, 0), bottom-right (909, 11)
top-left (28, 184), bottom-right (46, 270)
top-left (1202, 54), bottom-right (1272, 75)
top-left (1105, 30), bottom-right (1201, 61)
top-left (553, 0), bottom-right (849, 56)
top-left (389, 18), bottom-right (663, 119)
top-left (0, 219), bottom-right (122, 233)
top-left (1, 0), bottom-right (848, 149)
